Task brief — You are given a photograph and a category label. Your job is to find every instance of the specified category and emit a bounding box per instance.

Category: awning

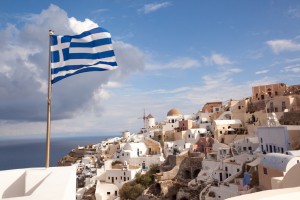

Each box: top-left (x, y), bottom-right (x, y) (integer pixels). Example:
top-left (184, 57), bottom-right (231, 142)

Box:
top-left (247, 157), bottom-right (261, 167)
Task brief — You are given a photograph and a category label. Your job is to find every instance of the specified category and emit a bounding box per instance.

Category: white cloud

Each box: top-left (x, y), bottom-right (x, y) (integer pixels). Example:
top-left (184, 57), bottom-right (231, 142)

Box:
top-left (203, 53), bottom-right (232, 66)
top-left (93, 88), bottom-right (110, 100)
top-left (92, 9), bottom-right (109, 14)
top-left (102, 81), bottom-right (122, 89)
top-left (288, 7), bottom-right (300, 18)
top-left (147, 57), bottom-right (201, 70)
top-left (248, 76), bottom-right (279, 88)
top-left (0, 4), bottom-right (146, 136)
top-left (68, 17), bottom-right (98, 34)
top-left (281, 64), bottom-right (300, 73)
top-left (146, 87), bottom-right (190, 95)
top-left (166, 57), bottom-right (201, 69)
top-left (266, 39), bottom-right (300, 54)
top-left (255, 70), bottom-right (269, 75)
top-left (139, 2), bottom-right (171, 14)
top-left (285, 57), bottom-right (300, 63)
top-left (227, 68), bottom-right (242, 73)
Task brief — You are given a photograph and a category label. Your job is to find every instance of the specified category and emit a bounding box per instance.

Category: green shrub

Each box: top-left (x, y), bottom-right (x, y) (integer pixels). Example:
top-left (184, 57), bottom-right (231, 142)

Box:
top-left (119, 164), bottom-right (160, 199)
top-left (119, 182), bottom-right (145, 200)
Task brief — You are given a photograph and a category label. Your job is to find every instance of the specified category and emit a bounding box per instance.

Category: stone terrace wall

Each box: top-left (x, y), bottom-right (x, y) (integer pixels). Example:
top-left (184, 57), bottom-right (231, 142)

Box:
top-left (176, 156), bottom-right (203, 180)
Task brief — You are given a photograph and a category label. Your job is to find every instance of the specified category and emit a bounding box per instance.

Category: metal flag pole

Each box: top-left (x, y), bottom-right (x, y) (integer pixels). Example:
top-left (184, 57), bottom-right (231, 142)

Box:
top-left (45, 30), bottom-right (54, 168)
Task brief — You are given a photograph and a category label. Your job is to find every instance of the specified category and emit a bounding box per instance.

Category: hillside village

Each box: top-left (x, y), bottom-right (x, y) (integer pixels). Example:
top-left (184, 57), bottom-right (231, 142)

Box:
top-left (58, 82), bottom-right (300, 200)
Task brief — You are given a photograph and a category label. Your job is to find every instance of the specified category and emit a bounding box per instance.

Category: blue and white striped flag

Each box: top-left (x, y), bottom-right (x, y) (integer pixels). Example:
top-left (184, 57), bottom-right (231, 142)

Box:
top-left (50, 27), bottom-right (118, 84)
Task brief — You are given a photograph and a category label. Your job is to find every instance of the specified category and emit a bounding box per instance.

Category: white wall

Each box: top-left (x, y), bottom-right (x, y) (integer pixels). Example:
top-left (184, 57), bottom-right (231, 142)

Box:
top-left (105, 168), bottom-right (140, 188)
top-left (258, 126), bottom-right (289, 153)
top-left (0, 166), bottom-right (76, 200)
top-left (162, 121), bottom-right (179, 132)
top-left (185, 128), bottom-right (207, 143)
top-left (95, 182), bottom-right (119, 200)
top-left (233, 137), bottom-right (259, 154)
top-left (119, 155), bottom-right (164, 170)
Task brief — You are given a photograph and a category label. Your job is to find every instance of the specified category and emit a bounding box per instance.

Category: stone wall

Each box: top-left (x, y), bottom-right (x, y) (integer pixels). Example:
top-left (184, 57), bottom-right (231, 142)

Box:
top-left (176, 156), bottom-right (203, 180)
top-left (280, 112), bottom-right (300, 125)
top-left (160, 154), bottom-right (188, 172)
top-left (144, 137), bottom-right (161, 155)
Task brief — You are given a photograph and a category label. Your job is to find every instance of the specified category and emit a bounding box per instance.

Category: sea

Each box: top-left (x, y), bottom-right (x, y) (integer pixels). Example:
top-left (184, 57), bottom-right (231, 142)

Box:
top-left (0, 134), bottom-right (118, 170)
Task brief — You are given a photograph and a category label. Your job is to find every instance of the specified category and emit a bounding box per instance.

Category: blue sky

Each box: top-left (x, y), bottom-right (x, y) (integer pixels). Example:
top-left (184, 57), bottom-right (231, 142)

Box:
top-left (1, 0), bottom-right (300, 137)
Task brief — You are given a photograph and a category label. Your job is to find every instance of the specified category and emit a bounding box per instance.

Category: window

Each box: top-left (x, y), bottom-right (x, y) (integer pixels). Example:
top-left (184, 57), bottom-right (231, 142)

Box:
top-left (281, 148), bottom-right (284, 153)
top-left (115, 191), bottom-right (118, 196)
top-left (127, 177), bottom-right (129, 180)
top-left (237, 168), bottom-right (240, 172)
top-left (261, 145), bottom-right (264, 152)
top-left (261, 138), bottom-right (263, 143)
top-left (108, 177), bottom-right (110, 179)
top-left (238, 106), bottom-right (241, 109)
top-left (270, 102), bottom-right (274, 112)
top-left (107, 192), bottom-right (111, 195)
top-left (263, 167), bottom-right (268, 175)
top-left (124, 172), bottom-right (126, 175)
top-left (282, 101), bottom-right (286, 112)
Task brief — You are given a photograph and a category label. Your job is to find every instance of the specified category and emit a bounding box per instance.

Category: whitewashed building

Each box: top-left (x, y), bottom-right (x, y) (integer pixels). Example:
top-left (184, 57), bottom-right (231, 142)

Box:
top-left (95, 182), bottom-right (119, 200)
top-left (232, 137), bottom-right (259, 154)
top-left (162, 108), bottom-right (183, 132)
top-left (258, 153), bottom-right (300, 190)
top-left (105, 165), bottom-right (141, 188)
top-left (213, 119), bottom-right (245, 144)
top-left (185, 128), bottom-right (208, 144)
top-left (257, 125), bottom-right (300, 154)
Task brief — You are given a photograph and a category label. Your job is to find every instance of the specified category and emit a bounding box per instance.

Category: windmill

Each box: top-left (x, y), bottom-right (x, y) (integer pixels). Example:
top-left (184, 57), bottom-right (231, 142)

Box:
top-left (138, 108), bottom-right (147, 129)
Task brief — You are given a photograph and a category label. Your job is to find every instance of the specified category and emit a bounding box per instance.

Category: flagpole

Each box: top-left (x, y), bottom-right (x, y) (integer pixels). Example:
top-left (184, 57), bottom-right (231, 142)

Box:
top-left (45, 30), bottom-right (53, 168)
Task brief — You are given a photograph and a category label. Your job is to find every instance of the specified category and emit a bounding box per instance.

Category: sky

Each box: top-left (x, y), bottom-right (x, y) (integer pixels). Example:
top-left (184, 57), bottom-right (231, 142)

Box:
top-left (1, 0), bottom-right (300, 137)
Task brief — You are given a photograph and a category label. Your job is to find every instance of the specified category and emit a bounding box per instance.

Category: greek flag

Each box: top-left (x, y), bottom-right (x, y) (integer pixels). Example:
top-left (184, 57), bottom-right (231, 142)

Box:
top-left (50, 27), bottom-right (118, 84)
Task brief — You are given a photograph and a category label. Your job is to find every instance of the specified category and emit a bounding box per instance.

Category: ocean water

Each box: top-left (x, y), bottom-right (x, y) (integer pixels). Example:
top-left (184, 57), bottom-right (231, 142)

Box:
top-left (0, 134), bottom-right (117, 170)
